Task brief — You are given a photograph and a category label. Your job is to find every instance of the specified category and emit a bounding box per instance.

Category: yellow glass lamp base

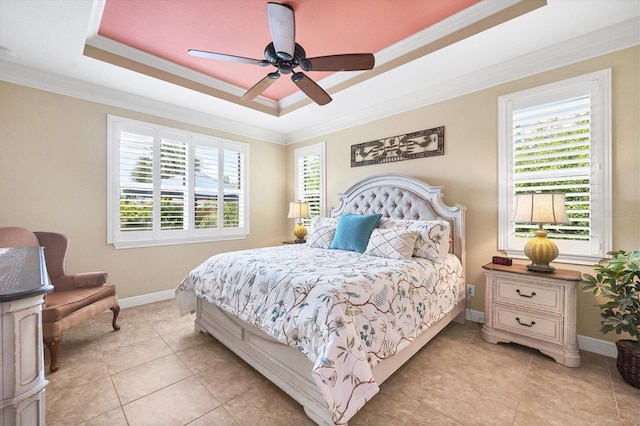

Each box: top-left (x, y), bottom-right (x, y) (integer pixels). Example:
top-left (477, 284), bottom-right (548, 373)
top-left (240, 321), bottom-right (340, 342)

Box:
top-left (524, 228), bottom-right (559, 273)
top-left (293, 222), bottom-right (307, 243)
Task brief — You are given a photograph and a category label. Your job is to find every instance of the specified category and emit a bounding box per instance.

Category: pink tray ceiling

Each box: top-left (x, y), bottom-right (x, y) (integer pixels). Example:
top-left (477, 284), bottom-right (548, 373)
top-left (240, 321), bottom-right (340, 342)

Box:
top-left (98, 0), bottom-right (480, 101)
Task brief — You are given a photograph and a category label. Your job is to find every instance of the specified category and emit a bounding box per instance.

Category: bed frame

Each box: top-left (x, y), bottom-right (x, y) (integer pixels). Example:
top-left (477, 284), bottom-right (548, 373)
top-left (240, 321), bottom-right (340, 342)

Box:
top-left (194, 174), bottom-right (466, 425)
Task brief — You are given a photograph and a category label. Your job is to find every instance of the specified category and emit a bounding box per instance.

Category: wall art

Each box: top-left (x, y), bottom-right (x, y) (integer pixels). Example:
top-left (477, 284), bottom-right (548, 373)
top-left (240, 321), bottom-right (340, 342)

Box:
top-left (351, 126), bottom-right (444, 167)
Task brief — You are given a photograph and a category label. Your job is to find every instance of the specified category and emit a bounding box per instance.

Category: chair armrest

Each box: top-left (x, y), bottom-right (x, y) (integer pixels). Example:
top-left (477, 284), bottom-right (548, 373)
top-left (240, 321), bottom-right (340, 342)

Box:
top-left (51, 272), bottom-right (108, 291)
top-left (74, 272), bottom-right (108, 288)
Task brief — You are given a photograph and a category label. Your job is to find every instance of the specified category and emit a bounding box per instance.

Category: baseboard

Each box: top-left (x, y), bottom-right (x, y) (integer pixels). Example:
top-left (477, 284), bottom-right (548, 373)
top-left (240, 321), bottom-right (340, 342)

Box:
top-left (465, 309), bottom-right (617, 358)
top-left (465, 308), bottom-right (485, 324)
top-left (577, 334), bottom-right (618, 358)
top-left (118, 289), bottom-right (175, 309)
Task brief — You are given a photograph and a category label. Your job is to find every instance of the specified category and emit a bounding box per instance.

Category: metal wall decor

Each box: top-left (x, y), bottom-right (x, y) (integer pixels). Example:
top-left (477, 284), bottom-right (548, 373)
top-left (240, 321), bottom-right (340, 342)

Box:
top-left (351, 126), bottom-right (444, 167)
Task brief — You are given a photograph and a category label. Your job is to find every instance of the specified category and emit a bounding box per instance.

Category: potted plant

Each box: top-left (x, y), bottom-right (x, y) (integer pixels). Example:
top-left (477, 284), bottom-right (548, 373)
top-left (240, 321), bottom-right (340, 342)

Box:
top-left (582, 250), bottom-right (639, 388)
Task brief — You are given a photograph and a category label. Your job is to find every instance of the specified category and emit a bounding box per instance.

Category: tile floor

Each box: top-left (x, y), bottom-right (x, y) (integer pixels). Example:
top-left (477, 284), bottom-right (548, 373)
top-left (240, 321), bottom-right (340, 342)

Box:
top-left (44, 299), bottom-right (640, 425)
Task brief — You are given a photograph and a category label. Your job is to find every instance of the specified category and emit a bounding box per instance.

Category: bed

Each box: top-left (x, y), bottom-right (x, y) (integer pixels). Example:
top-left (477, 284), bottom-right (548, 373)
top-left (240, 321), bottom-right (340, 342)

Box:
top-left (175, 174), bottom-right (466, 425)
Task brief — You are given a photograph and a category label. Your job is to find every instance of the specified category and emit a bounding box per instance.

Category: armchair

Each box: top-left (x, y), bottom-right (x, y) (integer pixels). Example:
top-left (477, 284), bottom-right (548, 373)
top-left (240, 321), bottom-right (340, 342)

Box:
top-left (0, 227), bottom-right (120, 372)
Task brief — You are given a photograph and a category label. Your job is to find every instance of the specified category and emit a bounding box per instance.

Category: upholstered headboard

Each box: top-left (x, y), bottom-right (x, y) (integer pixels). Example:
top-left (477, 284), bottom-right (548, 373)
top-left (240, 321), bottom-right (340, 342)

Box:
top-left (330, 174), bottom-right (466, 272)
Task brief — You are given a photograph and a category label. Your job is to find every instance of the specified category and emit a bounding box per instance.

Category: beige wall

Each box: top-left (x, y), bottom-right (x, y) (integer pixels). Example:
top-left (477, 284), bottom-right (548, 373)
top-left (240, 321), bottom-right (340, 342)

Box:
top-left (0, 83), bottom-right (288, 299)
top-left (286, 46), bottom-right (640, 343)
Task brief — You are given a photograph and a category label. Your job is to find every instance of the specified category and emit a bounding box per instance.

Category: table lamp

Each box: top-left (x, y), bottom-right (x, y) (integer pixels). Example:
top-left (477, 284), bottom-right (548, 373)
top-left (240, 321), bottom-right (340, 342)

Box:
top-left (512, 192), bottom-right (570, 273)
top-left (288, 201), bottom-right (310, 243)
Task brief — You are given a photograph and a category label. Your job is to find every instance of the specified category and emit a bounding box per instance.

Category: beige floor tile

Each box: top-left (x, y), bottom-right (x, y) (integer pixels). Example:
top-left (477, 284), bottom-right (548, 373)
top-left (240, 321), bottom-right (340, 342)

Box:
top-left (417, 369), bottom-right (521, 425)
top-left (45, 350), bottom-right (111, 392)
top-left (222, 382), bottom-right (306, 426)
top-left (42, 299), bottom-right (629, 426)
top-left (186, 406), bottom-right (240, 425)
top-left (91, 308), bottom-right (146, 336)
top-left (102, 335), bottom-right (174, 374)
top-left (46, 376), bottom-right (120, 425)
top-left (161, 324), bottom-right (214, 352)
top-left (176, 338), bottom-right (238, 373)
top-left (404, 403), bottom-right (465, 425)
top-left (123, 376), bottom-right (220, 425)
top-left (197, 357), bottom-right (265, 404)
top-left (111, 353), bottom-right (192, 404)
top-left (79, 407), bottom-right (128, 426)
top-left (96, 320), bottom-right (159, 352)
top-left (348, 380), bottom-right (421, 426)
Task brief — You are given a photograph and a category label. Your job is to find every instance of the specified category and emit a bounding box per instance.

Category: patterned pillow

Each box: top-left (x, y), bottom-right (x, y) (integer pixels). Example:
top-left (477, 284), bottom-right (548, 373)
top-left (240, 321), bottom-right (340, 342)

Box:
top-left (306, 217), bottom-right (338, 249)
top-left (378, 218), bottom-right (450, 261)
top-left (364, 228), bottom-right (419, 260)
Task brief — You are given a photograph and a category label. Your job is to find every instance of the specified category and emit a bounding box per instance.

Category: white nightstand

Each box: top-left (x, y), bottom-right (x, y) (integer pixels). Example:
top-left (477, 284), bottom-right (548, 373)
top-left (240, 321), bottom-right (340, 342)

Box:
top-left (481, 262), bottom-right (582, 367)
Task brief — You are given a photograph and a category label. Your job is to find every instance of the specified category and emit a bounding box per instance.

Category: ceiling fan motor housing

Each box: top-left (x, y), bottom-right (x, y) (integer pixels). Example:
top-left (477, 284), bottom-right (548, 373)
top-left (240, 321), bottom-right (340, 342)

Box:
top-left (264, 42), bottom-right (311, 74)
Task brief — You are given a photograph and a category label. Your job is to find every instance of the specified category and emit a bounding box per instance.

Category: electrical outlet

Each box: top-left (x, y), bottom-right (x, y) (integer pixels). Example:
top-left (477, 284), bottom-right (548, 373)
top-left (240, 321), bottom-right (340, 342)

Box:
top-left (466, 284), bottom-right (475, 297)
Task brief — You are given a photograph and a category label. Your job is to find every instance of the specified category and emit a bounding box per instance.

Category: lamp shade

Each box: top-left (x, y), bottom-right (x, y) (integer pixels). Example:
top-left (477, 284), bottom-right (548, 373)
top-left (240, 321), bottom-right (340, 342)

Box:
top-left (288, 201), bottom-right (310, 219)
top-left (512, 193), bottom-right (570, 224)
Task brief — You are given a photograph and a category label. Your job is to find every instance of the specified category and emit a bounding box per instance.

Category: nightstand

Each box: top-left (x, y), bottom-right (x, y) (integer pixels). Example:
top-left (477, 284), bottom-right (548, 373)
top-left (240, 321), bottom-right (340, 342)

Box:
top-left (282, 240), bottom-right (306, 244)
top-left (481, 262), bottom-right (581, 367)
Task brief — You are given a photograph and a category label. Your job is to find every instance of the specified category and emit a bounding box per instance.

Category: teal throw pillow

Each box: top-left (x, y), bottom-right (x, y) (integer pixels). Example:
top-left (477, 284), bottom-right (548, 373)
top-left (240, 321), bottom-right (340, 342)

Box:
top-left (329, 213), bottom-right (383, 253)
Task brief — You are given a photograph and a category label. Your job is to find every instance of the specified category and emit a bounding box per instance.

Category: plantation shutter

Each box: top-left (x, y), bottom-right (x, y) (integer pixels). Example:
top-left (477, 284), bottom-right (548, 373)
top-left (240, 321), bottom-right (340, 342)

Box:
top-left (296, 152), bottom-right (321, 220)
top-left (294, 143), bottom-right (325, 225)
top-left (512, 95), bottom-right (591, 241)
top-left (159, 135), bottom-right (189, 231)
top-left (194, 144), bottom-right (218, 229)
top-left (108, 115), bottom-right (249, 248)
top-left (221, 144), bottom-right (246, 230)
top-left (119, 129), bottom-right (154, 232)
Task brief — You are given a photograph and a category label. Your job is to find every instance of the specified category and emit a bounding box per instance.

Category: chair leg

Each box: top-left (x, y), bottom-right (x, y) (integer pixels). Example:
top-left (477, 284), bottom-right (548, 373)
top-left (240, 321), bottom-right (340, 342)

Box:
top-left (44, 335), bottom-right (63, 373)
top-left (110, 304), bottom-right (121, 331)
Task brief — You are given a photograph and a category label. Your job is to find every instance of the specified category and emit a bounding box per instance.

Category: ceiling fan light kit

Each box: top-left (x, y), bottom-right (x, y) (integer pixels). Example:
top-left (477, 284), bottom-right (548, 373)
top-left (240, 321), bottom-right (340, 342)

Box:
top-left (188, 2), bottom-right (375, 105)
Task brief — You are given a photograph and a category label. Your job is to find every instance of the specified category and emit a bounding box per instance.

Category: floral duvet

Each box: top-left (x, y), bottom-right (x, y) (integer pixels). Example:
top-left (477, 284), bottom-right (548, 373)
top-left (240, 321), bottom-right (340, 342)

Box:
top-left (175, 245), bottom-right (464, 424)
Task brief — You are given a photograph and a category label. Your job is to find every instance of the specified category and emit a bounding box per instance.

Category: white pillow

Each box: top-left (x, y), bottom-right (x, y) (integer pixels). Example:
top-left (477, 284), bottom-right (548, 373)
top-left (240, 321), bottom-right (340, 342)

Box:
top-left (377, 218), bottom-right (450, 261)
top-left (306, 217), bottom-right (338, 249)
top-left (364, 228), bottom-right (418, 260)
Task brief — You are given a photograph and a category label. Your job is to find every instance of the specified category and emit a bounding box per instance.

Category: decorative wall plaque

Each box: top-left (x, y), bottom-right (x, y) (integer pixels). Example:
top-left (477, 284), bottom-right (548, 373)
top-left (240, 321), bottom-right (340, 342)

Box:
top-left (351, 126), bottom-right (444, 167)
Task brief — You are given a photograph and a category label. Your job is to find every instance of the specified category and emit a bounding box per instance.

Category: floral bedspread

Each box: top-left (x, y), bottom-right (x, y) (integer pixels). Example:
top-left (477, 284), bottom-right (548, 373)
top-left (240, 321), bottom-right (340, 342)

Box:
top-left (175, 245), bottom-right (464, 424)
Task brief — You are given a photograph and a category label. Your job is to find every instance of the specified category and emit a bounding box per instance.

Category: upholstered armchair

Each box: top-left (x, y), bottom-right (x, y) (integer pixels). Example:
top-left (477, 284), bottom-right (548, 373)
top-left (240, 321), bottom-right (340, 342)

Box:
top-left (0, 227), bottom-right (120, 372)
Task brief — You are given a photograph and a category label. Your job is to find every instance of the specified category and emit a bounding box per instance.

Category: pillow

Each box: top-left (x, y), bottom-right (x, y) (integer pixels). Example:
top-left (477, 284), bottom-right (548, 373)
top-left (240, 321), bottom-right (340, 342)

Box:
top-left (306, 217), bottom-right (338, 249)
top-left (378, 218), bottom-right (450, 261)
top-left (329, 213), bottom-right (382, 253)
top-left (364, 228), bottom-right (419, 260)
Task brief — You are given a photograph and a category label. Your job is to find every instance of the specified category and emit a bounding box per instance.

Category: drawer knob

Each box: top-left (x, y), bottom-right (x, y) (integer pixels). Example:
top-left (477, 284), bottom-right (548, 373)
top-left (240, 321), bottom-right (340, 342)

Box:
top-left (515, 317), bottom-right (536, 327)
top-left (516, 289), bottom-right (536, 298)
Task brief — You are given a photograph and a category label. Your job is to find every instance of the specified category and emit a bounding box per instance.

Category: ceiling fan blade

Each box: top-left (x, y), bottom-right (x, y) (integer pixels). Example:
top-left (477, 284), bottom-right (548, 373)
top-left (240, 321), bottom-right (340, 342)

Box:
top-left (188, 49), bottom-right (266, 66)
top-left (291, 73), bottom-right (332, 106)
top-left (267, 2), bottom-right (295, 61)
top-left (306, 54), bottom-right (375, 72)
top-left (241, 72), bottom-right (280, 100)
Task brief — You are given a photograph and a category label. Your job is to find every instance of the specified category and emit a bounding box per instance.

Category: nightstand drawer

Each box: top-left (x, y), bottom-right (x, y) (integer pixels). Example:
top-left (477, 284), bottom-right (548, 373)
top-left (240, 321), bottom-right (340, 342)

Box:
top-left (493, 305), bottom-right (563, 345)
top-left (494, 278), bottom-right (563, 314)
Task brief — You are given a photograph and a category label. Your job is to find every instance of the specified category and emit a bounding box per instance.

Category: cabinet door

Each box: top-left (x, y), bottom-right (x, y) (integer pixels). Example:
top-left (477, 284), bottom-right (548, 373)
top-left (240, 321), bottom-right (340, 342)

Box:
top-left (1, 295), bottom-right (46, 401)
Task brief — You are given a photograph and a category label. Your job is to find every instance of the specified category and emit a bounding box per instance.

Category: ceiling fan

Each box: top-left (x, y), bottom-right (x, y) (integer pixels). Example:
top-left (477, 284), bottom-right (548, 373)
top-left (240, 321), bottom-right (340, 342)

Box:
top-left (188, 2), bottom-right (375, 106)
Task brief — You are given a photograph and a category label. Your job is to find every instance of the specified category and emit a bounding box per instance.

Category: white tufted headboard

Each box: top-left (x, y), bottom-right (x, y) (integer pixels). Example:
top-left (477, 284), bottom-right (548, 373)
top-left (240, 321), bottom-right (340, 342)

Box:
top-left (330, 174), bottom-right (466, 273)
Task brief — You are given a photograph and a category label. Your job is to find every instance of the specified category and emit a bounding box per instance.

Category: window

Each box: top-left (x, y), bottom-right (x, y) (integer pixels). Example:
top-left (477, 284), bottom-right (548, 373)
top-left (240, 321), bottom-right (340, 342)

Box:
top-left (498, 70), bottom-right (611, 264)
top-left (108, 115), bottom-right (248, 248)
top-left (294, 142), bottom-right (326, 221)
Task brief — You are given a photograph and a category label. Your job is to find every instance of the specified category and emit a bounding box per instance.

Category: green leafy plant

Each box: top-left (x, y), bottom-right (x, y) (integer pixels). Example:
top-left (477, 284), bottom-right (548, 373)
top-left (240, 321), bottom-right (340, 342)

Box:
top-left (582, 250), bottom-right (640, 347)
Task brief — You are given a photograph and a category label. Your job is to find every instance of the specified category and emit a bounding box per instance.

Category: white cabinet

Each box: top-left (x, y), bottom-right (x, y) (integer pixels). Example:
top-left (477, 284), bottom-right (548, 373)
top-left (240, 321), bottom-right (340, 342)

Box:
top-left (481, 263), bottom-right (581, 367)
top-left (1, 247), bottom-right (52, 425)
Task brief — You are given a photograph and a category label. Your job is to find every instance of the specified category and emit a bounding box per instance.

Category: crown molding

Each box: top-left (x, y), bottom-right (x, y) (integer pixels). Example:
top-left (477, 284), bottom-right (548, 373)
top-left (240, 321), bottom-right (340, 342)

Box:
top-left (0, 61), bottom-right (287, 144)
top-left (285, 18), bottom-right (639, 144)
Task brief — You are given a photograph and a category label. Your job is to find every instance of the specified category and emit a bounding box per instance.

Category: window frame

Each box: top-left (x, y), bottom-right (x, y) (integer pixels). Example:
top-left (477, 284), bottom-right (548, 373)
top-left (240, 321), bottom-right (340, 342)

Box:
top-left (107, 115), bottom-right (249, 249)
top-left (294, 142), bottom-right (326, 221)
top-left (498, 69), bottom-right (612, 264)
